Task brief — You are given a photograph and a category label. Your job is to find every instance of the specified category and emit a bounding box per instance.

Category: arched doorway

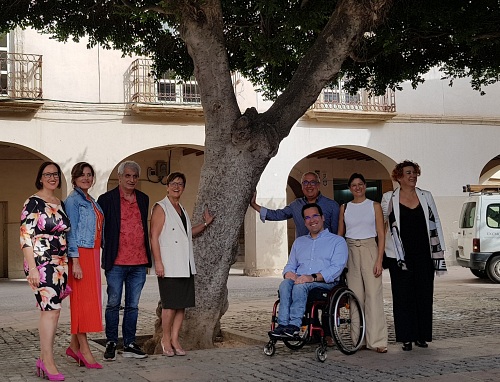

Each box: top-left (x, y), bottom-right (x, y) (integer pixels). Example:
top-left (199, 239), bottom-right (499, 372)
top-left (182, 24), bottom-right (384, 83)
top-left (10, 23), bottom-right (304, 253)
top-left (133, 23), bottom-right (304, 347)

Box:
top-left (0, 143), bottom-right (65, 278)
top-left (284, 146), bottom-right (394, 251)
top-left (479, 155), bottom-right (500, 184)
top-left (105, 145), bottom-right (205, 214)
top-left (103, 145), bottom-right (207, 271)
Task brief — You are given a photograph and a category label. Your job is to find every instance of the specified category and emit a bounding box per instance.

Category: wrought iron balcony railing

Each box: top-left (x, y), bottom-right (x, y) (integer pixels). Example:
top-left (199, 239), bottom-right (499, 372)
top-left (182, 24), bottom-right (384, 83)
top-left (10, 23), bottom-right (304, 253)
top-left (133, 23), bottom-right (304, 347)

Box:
top-left (127, 58), bottom-right (395, 116)
top-left (312, 86), bottom-right (396, 112)
top-left (0, 52), bottom-right (43, 99)
top-left (128, 59), bottom-right (201, 105)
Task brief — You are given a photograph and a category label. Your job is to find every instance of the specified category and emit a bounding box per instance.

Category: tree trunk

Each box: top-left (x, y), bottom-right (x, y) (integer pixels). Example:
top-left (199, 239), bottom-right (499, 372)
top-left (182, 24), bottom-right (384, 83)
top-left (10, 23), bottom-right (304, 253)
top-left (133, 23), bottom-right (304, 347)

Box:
top-left (148, 0), bottom-right (394, 351)
top-left (183, 143), bottom-right (274, 348)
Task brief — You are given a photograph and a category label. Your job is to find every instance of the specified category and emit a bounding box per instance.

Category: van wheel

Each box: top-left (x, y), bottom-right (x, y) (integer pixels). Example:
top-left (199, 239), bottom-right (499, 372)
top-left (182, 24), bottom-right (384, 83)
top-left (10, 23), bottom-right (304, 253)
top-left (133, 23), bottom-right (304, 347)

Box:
top-left (470, 269), bottom-right (489, 279)
top-left (486, 256), bottom-right (500, 283)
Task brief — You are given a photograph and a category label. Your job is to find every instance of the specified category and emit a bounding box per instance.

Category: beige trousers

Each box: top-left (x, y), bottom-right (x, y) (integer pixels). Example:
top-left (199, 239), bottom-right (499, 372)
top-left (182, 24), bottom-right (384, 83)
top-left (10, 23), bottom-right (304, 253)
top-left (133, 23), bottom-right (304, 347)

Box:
top-left (346, 237), bottom-right (388, 349)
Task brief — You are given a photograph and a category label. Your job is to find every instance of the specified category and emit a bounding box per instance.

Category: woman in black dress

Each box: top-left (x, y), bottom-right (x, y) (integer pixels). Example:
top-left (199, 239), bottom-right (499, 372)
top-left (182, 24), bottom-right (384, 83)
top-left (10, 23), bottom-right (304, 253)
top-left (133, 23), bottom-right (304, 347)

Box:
top-left (381, 161), bottom-right (447, 351)
top-left (150, 172), bottom-right (214, 356)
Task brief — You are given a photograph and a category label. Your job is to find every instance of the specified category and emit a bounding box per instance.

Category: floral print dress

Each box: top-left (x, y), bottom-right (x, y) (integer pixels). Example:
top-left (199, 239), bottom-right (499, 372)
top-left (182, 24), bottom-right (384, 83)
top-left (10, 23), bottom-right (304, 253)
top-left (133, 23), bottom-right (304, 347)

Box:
top-left (20, 195), bottom-right (71, 310)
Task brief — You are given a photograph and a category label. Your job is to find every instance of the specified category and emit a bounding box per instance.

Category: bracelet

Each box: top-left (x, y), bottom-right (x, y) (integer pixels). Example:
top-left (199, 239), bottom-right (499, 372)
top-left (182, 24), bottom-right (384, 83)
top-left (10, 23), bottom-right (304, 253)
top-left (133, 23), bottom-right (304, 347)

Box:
top-left (204, 222), bottom-right (208, 227)
top-left (30, 266), bottom-right (37, 271)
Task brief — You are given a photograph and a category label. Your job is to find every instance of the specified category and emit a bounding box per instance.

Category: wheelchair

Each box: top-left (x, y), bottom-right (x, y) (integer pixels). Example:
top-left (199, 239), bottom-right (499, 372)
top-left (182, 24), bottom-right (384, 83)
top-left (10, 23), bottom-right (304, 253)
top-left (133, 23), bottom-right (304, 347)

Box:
top-left (263, 271), bottom-right (365, 362)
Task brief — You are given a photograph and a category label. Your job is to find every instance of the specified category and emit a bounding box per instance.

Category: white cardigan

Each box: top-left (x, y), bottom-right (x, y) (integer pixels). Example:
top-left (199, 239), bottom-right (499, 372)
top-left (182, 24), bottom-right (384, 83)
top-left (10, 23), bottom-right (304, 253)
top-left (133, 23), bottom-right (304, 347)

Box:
top-left (155, 196), bottom-right (196, 277)
top-left (381, 187), bottom-right (445, 259)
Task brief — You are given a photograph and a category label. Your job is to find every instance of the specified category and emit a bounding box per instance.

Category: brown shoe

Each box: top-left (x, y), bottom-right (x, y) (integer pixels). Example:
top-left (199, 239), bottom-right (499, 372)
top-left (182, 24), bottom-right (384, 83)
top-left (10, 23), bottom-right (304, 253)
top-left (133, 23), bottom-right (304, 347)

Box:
top-left (325, 336), bottom-right (334, 347)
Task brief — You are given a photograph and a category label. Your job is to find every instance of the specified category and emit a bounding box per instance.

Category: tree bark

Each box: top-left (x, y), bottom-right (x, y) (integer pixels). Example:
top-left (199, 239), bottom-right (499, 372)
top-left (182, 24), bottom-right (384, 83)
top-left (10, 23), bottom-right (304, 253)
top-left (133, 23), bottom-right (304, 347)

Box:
top-left (149, 0), bottom-right (393, 351)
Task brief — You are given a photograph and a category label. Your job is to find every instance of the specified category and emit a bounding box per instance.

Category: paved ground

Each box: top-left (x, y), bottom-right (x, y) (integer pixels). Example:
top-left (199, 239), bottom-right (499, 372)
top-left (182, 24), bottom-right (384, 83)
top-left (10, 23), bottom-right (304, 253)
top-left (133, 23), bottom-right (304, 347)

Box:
top-left (1, 266), bottom-right (499, 381)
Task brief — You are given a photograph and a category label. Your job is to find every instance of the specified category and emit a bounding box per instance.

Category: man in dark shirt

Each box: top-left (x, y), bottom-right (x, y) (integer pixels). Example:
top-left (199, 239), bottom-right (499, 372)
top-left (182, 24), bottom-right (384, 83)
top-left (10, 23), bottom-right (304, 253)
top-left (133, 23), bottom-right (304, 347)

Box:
top-left (97, 161), bottom-right (152, 361)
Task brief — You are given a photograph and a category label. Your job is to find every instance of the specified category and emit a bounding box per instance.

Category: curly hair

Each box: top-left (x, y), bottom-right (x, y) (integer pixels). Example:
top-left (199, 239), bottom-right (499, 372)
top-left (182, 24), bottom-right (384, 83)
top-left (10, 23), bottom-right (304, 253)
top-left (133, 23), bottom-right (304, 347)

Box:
top-left (391, 160), bottom-right (421, 182)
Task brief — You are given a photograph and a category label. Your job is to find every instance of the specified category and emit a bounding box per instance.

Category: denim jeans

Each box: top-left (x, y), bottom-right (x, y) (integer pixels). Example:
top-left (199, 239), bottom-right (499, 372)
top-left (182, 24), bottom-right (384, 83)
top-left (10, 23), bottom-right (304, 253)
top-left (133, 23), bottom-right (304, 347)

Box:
top-left (105, 265), bottom-right (147, 346)
top-left (277, 278), bottom-right (336, 328)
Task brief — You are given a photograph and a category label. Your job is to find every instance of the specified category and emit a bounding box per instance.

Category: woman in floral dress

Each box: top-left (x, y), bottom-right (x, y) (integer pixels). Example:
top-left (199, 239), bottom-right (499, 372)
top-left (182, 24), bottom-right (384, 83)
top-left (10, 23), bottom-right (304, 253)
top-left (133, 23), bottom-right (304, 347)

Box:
top-left (21, 162), bottom-right (71, 381)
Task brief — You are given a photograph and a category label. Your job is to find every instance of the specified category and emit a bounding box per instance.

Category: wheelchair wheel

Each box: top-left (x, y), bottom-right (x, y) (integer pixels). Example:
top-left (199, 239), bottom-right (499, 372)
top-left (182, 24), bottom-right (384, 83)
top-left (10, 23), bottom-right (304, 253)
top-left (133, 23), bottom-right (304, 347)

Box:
top-left (283, 326), bottom-right (309, 350)
top-left (328, 288), bottom-right (365, 355)
top-left (263, 341), bottom-right (276, 356)
top-left (315, 346), bottom-right (327, 362)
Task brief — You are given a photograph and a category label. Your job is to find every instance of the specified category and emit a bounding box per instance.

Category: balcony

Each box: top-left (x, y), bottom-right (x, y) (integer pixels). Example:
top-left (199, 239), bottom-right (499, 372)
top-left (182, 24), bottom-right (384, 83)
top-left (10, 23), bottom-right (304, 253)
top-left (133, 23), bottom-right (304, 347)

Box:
top-left (0, 52), bottom-right (43, 112)
top-left (127, 58), bottom-right (396, 122)
top-left (306, 86), bottom-right (397, 123)
top-left (127, 59), bottom-right (203, 118)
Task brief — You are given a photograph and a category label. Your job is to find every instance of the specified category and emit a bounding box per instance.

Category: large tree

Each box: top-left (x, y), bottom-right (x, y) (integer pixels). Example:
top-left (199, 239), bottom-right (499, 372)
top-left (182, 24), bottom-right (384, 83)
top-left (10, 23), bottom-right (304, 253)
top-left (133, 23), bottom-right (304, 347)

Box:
top-left (2, 0), bottom-right (500, 349)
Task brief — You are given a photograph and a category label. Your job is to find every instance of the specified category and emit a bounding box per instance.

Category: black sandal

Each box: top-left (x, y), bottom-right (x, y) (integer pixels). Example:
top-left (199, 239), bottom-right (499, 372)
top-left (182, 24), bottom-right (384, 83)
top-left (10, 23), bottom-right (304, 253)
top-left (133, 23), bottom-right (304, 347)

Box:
top-left (402, 342), bottom-right (412, 351)
top-left (415, 340), bottom-right (428, 348)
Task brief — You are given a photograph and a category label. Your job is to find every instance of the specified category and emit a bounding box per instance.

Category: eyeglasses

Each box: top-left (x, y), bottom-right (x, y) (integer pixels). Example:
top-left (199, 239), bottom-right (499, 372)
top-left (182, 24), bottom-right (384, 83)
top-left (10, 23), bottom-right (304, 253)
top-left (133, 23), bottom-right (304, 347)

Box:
top-left (169, 182), bottom-right (185, 187)
top-left (304, 214), bottom-right (321, 221)
top-left (42, 172), bottom-right (59, 179)
top-left (302, 180), bottom-right (319, 186)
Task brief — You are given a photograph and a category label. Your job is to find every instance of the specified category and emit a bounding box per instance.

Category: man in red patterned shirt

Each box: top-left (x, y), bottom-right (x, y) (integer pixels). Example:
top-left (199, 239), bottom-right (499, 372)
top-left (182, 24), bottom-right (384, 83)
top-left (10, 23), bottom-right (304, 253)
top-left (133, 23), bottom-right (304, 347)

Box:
top-left (97, 161), bottom-right (152, 361)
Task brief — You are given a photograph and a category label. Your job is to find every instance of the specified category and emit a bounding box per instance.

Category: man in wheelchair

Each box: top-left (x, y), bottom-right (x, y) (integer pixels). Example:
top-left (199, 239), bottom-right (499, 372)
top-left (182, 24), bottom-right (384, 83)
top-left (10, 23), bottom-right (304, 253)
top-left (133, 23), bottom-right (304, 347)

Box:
top-left (270, 203), bottom-right (348, 338)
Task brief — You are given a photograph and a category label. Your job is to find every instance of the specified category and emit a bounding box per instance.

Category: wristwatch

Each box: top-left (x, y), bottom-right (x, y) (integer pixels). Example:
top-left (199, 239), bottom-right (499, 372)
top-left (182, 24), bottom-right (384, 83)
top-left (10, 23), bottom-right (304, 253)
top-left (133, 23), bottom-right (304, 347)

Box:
top-left (311, 273), bottom-right (317, 282)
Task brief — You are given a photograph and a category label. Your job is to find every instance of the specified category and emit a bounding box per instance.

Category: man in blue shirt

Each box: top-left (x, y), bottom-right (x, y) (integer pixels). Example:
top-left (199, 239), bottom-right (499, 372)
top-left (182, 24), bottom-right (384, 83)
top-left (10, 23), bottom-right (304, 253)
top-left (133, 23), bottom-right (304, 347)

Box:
top-left (250, 172), bottom-right (339, 237)
top-left (271, 203), bottom-right (348, 337)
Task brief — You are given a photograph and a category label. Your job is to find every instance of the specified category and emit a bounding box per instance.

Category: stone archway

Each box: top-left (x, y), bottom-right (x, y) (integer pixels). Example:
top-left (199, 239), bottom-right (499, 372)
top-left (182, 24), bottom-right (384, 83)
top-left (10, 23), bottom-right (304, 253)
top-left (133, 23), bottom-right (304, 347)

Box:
top-left (479, 155), bottom-right (500, 184)
top-left (101, 145), bottom-right (206, 271)
top-left (283, 146), bottom-right (395, 252)
top-left (105, 144), bottom-right (205, 213)
top-left (0, 143), bottom-right (65, 278)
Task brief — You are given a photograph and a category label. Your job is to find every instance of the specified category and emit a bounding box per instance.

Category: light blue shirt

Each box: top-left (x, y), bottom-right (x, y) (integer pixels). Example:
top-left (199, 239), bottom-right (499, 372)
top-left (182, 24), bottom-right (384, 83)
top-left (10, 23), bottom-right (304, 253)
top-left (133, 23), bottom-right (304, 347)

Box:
top-left (283, 229), bottom-right (348, 283)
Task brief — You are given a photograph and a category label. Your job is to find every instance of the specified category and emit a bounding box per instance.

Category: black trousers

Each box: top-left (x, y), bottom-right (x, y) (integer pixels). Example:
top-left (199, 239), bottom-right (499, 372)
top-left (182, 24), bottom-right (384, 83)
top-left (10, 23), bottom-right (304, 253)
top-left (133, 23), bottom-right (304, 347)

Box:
top-left (388, 256), bottom-right (435, 343)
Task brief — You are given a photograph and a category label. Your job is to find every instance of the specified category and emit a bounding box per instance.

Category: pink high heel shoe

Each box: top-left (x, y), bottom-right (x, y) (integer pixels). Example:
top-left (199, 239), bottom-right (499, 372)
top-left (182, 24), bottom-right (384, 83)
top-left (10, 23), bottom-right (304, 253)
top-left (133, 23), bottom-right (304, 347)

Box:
top-left (161, 340), bottom-right (174, 357)
top-left (39, 359), bottom-right (65, 381)
top-left (65, 347), bottom-right (82, 366)
top-left (77, 351), bottom-right (103, 369)
top-left (36, 358), bottom-right (42, 377)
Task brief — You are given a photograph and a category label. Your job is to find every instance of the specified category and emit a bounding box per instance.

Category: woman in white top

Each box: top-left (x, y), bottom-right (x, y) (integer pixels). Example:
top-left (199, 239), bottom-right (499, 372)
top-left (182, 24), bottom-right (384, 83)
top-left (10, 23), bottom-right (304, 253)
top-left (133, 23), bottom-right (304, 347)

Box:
top-left (150, 172), bottom-right (214, 357)
top-left (338, 173), bottom-right (388, 353)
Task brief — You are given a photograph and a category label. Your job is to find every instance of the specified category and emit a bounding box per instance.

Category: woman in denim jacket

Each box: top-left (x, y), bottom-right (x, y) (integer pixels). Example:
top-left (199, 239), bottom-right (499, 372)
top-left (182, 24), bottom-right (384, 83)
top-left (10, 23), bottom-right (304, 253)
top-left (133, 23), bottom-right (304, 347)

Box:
top-left (64, 162), bottom-right (104, 369)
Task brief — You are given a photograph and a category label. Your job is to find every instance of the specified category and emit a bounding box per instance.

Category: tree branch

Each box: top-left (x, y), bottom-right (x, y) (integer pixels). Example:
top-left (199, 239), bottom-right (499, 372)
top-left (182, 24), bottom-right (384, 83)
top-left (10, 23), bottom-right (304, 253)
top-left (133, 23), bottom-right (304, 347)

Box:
top-left (265, 0), bottom-right (393, 139)
top-left (472, 32), bottom-right (500, 41)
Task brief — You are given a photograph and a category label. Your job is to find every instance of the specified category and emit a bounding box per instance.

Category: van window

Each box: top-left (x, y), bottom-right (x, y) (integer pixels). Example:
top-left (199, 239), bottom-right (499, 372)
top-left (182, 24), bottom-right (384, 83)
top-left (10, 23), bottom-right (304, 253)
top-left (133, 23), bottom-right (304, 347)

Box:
top-left (486, 204), bottom-right (500, 228)
top-left (459, 202), bottom-right (476, 228)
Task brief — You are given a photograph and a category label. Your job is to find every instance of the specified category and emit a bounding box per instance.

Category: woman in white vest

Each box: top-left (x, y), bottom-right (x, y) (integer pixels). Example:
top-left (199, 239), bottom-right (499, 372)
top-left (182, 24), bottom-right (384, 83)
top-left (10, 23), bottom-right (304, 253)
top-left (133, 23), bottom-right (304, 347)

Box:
top-left (150, 172), bottom-right (214, 356)
top-left (338, 173), bottom-right (388, 353)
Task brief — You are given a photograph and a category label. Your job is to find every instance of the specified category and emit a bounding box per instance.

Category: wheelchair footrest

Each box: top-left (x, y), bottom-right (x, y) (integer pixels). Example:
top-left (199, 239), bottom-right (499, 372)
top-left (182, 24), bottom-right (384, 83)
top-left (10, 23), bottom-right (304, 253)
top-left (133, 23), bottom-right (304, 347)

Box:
top-left (268, 331), bottom-right (303, 340)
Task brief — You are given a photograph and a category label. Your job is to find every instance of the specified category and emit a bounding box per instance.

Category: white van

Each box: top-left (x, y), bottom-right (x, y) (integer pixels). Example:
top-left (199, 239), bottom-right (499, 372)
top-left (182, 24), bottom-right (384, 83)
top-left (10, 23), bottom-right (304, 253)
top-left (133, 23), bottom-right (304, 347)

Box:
top-left (456, 184), bottom-right (500, 283)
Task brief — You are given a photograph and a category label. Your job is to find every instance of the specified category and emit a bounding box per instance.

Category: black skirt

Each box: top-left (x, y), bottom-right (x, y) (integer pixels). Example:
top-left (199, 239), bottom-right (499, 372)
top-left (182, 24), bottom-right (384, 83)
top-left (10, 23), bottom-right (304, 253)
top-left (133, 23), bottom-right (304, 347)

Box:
top-left (157, 274), bottom-right (195, 309)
